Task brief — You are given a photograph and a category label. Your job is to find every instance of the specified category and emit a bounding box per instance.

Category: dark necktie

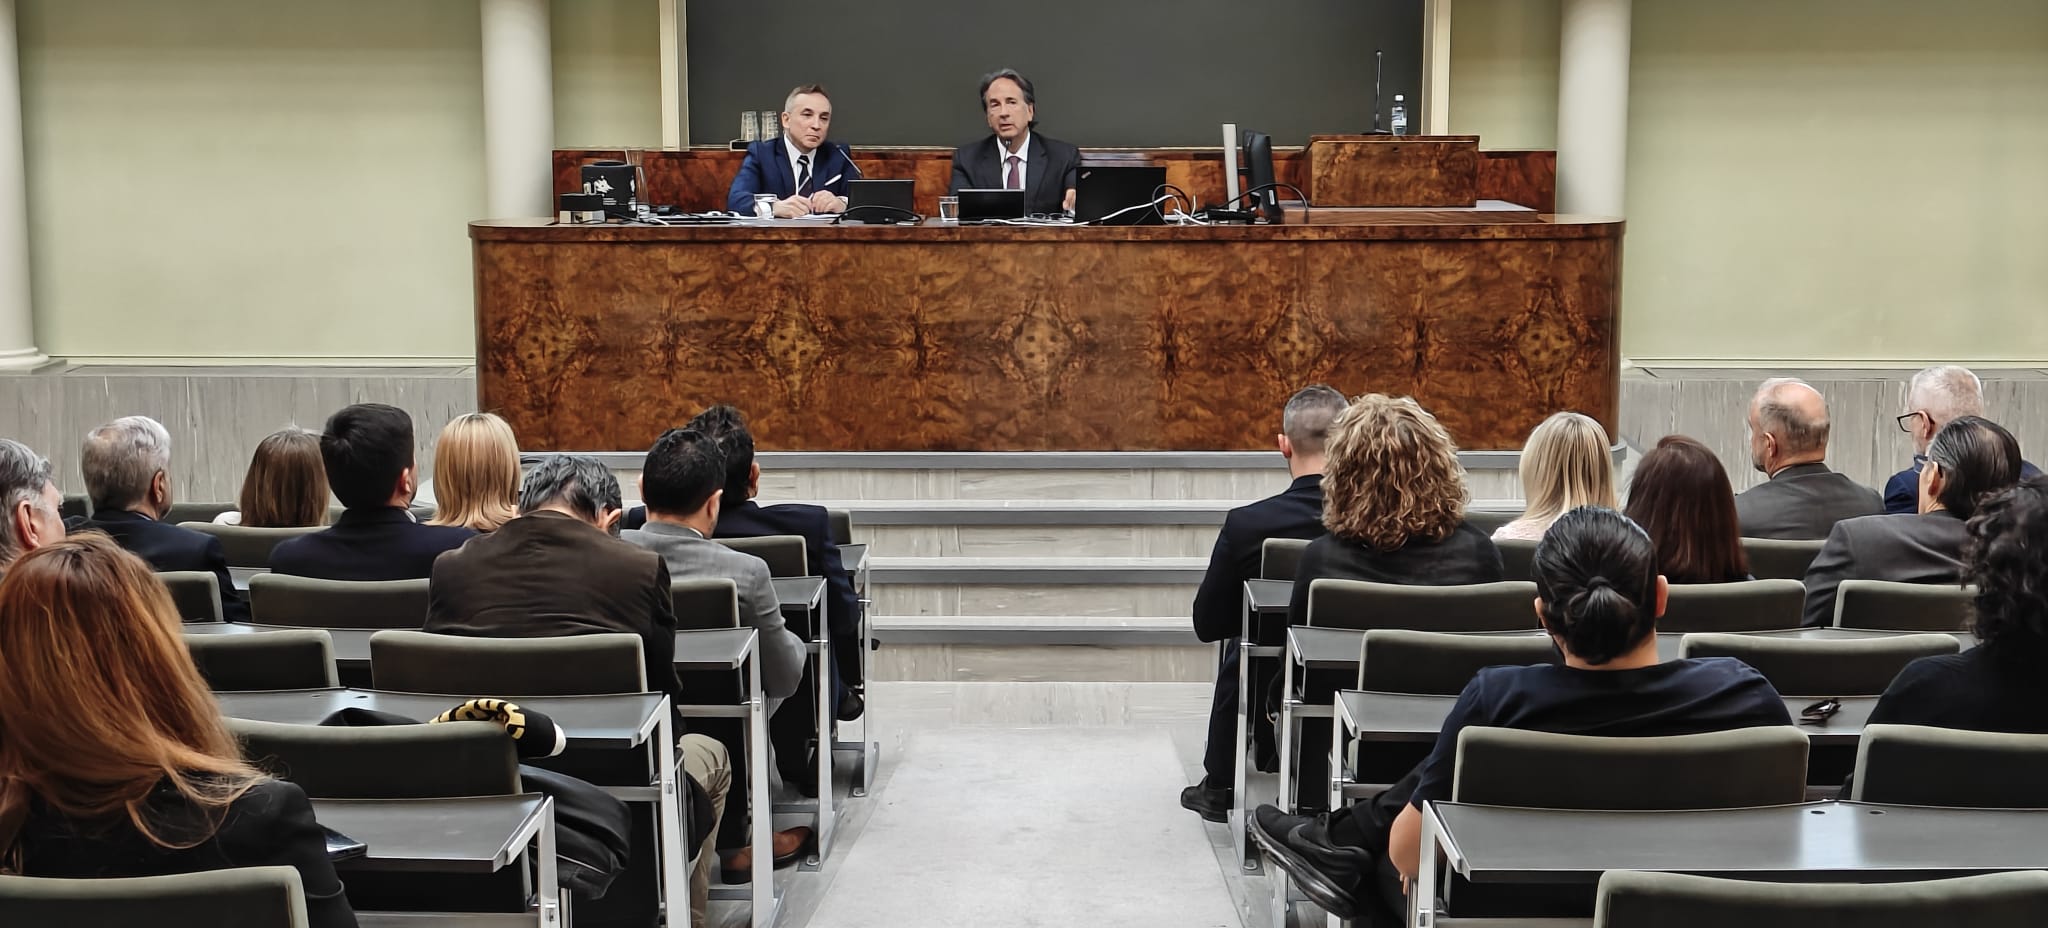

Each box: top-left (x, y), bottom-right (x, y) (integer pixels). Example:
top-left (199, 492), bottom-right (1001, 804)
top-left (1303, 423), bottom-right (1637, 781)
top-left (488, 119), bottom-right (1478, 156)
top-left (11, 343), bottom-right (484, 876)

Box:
top-left (797, 153), bottom-right (813, 196)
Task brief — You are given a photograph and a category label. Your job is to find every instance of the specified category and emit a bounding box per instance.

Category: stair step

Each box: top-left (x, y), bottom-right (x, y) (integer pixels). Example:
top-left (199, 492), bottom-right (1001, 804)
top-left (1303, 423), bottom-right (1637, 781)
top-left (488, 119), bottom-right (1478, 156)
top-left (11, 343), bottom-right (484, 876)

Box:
top-left (869, 556), bottom-right (1209, 584)
top-left (811, 497), bottom-right (1526, 525)
top-left (874, 615), bottom-right (1201, 646)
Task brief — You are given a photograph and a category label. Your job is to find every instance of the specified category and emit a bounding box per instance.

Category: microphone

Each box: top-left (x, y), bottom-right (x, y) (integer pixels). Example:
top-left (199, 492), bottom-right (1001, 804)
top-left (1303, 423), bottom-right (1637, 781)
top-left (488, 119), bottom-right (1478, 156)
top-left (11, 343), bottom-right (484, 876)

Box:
top-left (1370, 50), bottom-right (1390, 135)
top-left (837, 142), bottom-right (863, 179)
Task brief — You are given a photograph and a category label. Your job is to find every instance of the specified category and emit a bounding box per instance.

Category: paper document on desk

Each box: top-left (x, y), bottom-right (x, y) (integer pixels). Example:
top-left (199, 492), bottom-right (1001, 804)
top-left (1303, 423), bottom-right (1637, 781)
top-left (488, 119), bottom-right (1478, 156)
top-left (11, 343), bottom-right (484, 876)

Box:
top-left (796, 213), bottom-right (839, 221)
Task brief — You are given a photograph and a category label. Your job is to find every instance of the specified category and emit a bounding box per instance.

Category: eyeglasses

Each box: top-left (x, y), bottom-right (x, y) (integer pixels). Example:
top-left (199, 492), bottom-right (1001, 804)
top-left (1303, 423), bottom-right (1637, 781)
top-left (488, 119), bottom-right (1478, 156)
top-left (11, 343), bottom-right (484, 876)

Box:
top-left (1896, 411), bottom-right (1928, 433)
top-left (1798, 698), bottom-right (1841, 724)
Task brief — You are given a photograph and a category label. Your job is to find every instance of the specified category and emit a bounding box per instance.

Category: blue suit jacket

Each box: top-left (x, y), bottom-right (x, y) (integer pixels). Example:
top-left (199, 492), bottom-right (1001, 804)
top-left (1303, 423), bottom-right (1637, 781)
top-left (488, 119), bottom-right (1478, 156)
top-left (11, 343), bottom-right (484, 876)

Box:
top-left (725, 138), bottom-right (854, 213)
top-left (1884, 458), bottom-right (2043, 514)
top-left (270, 506), bottom-right (476, 582)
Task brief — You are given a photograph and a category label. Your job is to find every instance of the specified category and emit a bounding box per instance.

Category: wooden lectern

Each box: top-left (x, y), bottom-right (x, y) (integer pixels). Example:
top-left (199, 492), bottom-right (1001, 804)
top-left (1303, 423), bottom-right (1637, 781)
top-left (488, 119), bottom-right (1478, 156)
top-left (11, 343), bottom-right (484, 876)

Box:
top-left (1307, 135), bottom-right (1480, 208)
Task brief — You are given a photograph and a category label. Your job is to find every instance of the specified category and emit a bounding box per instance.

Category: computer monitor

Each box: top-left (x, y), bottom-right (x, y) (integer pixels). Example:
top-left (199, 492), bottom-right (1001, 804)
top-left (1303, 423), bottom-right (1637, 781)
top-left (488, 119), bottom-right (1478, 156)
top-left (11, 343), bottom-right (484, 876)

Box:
top-left (843, 179), bottom-right (916, 224)
top-left (1240, 130), bottom-right (1281, 223)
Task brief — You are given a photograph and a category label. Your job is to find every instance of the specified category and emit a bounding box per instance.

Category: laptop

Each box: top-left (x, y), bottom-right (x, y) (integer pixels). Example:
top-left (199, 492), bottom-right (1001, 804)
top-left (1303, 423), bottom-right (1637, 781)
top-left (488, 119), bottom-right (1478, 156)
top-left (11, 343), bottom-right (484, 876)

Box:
top-left (958, 188), bottom-right (1027, 223)
top-left (843, 179), bottom-right (916, 224)
top-left (1074, 165), bottom-right (1169, 225)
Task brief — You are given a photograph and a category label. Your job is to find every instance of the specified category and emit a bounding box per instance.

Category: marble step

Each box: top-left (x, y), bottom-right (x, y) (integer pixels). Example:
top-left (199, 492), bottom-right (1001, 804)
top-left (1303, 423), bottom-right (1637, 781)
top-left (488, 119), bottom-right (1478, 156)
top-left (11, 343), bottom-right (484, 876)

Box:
top-left (867, 556), bottom-right (1204, 618)
top-left (874, 614), bottom-right (1201, 646)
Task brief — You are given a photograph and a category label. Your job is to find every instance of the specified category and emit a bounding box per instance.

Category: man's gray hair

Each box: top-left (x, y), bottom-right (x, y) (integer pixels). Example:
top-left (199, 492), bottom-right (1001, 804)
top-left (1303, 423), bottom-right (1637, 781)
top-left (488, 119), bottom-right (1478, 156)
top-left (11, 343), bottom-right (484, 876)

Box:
top-left (0, 439), bottom-right (56, 565)
top-left (81, 416), bottom-right (172, 512)
top-left (518, 453), bottom-right (621, 523)
top-left (783, 83), bottom-right (830, 116)
top-left (1909, 365), bottom-right (1985, 427)
top-left (1754, 377), bottom-right (1829, 456)
top-left (1282, 385), bottom-right (1350, 457)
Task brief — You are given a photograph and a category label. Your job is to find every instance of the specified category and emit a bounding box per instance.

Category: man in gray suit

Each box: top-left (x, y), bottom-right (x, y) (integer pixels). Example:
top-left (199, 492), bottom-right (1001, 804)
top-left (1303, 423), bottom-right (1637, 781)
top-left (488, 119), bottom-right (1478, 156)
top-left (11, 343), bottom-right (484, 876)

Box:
top-left (621, 426), bottom-right (810, 873)
top-left (1735, 378), bottom-right (1883, 539)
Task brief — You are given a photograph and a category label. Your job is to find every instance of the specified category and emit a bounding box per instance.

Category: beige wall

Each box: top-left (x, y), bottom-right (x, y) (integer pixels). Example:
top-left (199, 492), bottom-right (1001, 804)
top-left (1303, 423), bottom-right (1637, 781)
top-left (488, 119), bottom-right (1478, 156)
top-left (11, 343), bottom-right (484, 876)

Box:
top-left (1451, 0), bottom-right (2048, 366)
top-left (15, 0), bottom-right (657, 365)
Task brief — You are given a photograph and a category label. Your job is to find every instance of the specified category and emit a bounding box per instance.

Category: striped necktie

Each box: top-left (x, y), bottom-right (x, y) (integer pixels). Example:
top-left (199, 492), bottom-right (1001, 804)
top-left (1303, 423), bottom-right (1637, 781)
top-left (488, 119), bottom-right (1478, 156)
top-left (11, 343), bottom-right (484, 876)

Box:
top-left (797, 153), bottom-right (813, 196)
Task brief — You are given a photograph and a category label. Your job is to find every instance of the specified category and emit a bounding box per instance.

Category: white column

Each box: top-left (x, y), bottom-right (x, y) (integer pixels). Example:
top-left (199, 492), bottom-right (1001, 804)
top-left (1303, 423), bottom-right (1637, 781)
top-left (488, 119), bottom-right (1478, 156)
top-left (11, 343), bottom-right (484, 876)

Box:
top-left (658, 0), bottom-right (689, 149)
top-left (480, 0), bottom-right (554, 219)
top-left (1422, 0), bottom-right (1453, 136)
top-left (0, 0), bottom-right (46, 369)
top-left (1555, 0), bottom-right (1631, 217)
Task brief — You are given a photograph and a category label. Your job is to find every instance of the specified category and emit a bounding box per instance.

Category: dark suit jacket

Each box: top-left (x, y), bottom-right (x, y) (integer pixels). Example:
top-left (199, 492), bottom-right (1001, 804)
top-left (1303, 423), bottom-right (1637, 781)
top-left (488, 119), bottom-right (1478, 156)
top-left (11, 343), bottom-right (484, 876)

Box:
top-left (947, 132), bottom-right (1081, 216)
top-left (1801, 510), bottom-right (1968, 627)
top-left (1734, 462), bottom-right (1885, 540)
top-left (725, 138), bottom-right (855, 212)
top-left (425, 511), bottom-right (688, 712)
top-left (1192, 475), bottom-right (1326, 642)
top-left (270, 507), bottom-right (476, 582)
top-left (15, 777), bottom-right (357, 928)
top-left (80, 509), bottom-right (249, 622)
top-left (1884, 458), bottom-right (2043, 514)
top-left (1287, 522), bottom-right (1506, 626)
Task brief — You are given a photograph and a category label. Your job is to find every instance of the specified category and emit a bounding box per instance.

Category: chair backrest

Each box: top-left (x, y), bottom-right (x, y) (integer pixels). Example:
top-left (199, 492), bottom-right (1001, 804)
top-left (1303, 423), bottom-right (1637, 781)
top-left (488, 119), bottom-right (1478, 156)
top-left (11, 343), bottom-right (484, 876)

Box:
top-left (1594, 869), bottom-right (2048, 928)
top-left (1658, 579), bottom-right (1806, 632)
top-left (1461, 509), bottom-right (1523, 538)
top-left (1496, 538), bottom-right (1539, 581)
top-left (1679, 632), bottom-right (1958, 696)
top-left (248, 574), bottom-right (430, 629)
top-left (1307, 579), bottom-right (1540, 632)
top-left (369, 629), bottom-right (647, 696)
top-left (59, 493), bottom-right (90, 521)
top-left (1835, 579), bottom-right (1975, 631)
top-left (185, 630), bottom-right (339, 691)
top-left (159, 570), bottom-right (225, 623)
top-left (671, 577), bottom-right (741, 630)
top-left (1851, 724), bottom-right (2048, 807)
top-left (0, 866), bottom-right (311, 928)
top-left (715, 534), bottom-right (808, 577)
top-left (1358, 629), bottom-right (1558, 695)
top-left (179, 523), bottom-right (324, 569)
top-left (827, 509), bottom-right (853, 546)
top-left (230, 717), bottom-right (520, 799)
top-left (1453, 725), bottom-right (1810, 810)
top-left (164, 501), bottom-right (236, 525)
top-left (1740, 537), bottom-right (1826, 581)
top-left (1260, 537), bottom-right (1310, 581)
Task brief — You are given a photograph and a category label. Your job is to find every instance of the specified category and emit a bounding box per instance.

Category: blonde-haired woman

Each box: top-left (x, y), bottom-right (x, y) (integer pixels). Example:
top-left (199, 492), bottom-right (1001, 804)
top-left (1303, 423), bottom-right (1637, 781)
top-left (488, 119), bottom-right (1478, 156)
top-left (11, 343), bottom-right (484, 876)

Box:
top-left (426, 413), bottom-right (521, 533)
top-left (1493, 412), bottom-right (1617, 542)
top-left (0, 534), bottom-right (357, 927)
top-left (1286, 394), bottom-right (1504, 624)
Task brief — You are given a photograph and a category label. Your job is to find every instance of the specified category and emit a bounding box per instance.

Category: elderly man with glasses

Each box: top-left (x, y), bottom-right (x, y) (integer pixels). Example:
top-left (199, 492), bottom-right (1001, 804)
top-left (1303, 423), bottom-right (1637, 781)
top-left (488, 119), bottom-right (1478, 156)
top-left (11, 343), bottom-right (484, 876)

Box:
top-left (1886, 366), bottom-right (2040, 514)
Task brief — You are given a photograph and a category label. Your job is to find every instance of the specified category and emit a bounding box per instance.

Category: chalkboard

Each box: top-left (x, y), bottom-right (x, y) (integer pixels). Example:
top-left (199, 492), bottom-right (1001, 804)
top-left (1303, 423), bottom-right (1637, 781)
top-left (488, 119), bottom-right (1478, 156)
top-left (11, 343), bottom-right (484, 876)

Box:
top-left (687, 0), bottom-right (1424, 148)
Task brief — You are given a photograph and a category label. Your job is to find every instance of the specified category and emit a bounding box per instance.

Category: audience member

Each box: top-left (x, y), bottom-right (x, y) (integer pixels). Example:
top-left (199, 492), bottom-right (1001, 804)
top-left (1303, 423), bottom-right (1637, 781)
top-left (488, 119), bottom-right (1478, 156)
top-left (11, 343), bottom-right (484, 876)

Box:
top-left (1624, 435), bottom-right (1749, 584)
top-left (1251, 507), bottom-right (1792, 922)
top-left (1493, 411), bottom-right (1616, 543)
top-left (0, 438), bottom-right (64, 576)
top-left (1805, 416), bottom-right (2023, 627)
top-left (1885, 366), bottom-right (2041, 513)
top-left (1181, 385), bottom-right (1348, 822)
top-left (423, 453), bottom-right (733, 918)
top-left (270, 404), bottom-right (474, 581)
top-left (425, 412), bottom-right (521, 533)
top-left (216, 427), bottom-right (329, 527)
top-left (1287, 394), bottom-right (1504, 626)
top-left (1869, 478), bottom-right (2048, 731)
top-left (621, 428), bottom-right (811, 874)
top-left (626, 405), bottom-right (865, 721)
top-left (0, 534), bottom-right (356, 928)
top-left (75, 416), bottom-right (247, 622)
top-left (1734, 378), bottom-right (1882, 539)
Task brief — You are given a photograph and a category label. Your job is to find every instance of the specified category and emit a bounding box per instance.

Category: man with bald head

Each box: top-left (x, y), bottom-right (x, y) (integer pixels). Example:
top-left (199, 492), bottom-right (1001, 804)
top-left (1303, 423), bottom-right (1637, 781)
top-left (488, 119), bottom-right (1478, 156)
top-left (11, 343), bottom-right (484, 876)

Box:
top-left (1734, 378), bottom-right (1883, 539)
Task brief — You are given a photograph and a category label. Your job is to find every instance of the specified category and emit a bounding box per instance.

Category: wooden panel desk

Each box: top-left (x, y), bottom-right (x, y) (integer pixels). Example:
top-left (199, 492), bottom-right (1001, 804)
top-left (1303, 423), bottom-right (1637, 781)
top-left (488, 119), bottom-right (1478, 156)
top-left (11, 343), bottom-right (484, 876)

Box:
top-left (472, 211), bottom-right (1622, 452)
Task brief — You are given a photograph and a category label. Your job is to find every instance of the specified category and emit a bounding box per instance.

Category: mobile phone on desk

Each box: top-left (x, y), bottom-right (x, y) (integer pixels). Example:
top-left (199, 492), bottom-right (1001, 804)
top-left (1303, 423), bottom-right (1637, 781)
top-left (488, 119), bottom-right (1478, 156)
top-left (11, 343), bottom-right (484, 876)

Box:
top-left (323, 825), bottom-right (367, 862)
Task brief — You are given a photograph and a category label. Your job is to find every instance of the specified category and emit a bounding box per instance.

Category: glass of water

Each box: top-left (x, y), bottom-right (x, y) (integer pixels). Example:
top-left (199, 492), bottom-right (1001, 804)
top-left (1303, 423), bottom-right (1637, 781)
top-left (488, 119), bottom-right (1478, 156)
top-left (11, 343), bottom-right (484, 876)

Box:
top-left (761, 111), bottom-right (781, 140)
top-left (936, 196), bottom-right (960, 223)
top-left (753, 194), bottom-right (778, 219)
top-left (741, 111), bottom-right (759, 142)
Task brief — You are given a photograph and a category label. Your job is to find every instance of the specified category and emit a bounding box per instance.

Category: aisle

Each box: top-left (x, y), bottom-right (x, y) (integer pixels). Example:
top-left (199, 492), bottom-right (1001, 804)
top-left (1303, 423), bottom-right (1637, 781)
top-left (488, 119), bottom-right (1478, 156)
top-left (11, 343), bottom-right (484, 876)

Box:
top-left (804, 726), bottom-right (1242, 928)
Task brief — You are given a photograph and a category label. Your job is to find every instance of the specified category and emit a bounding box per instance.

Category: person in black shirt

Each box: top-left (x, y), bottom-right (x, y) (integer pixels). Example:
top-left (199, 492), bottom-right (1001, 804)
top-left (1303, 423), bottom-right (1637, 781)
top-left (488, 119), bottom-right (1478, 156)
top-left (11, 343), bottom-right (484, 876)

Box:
top-left (1251, 507), bottom-right (1792, 924)
top-left (1870, 477), bottom-right (2048, 732)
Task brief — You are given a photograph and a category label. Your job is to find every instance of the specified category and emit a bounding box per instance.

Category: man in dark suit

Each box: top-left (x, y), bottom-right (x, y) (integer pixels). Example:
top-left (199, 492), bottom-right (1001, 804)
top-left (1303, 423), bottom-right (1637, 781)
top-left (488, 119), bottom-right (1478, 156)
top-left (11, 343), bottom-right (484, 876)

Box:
top-left (73, 416), bottom-right (248, 621)
top-left (725, 84), bottom-right (852, 217)
top-left (947, 68), bottom-right (1080, 216)
top-left (271, 404), bottom-right (474, 581)
top-left (1180, 386), bottom-right (1349, 823)
top-left (425, 453), bottom-right (733, 919)
top-left (1734, 378), bottom-right (1883, 539)
top-left (1805, 416), bottom-right (2022, 626)
top-left (1883, 365), bottom-right (2042, 513)
top-left (0, 439), bottom-right (65, 577)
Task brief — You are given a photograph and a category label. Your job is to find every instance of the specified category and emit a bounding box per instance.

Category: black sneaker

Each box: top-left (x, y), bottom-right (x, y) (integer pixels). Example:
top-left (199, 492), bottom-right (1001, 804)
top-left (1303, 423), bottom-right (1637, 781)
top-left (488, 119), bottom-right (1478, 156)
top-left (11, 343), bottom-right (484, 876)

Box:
top-left (1179, 781), bottom-right (1231, 823)
top-left (1249, 804), bottom-right (1372, 919)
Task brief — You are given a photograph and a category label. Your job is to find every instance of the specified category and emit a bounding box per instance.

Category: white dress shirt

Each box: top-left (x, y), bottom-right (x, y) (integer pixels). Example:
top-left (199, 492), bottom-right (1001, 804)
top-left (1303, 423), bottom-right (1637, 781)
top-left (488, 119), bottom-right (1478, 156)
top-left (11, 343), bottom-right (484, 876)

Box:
top-left (999, 132), bottom-right (1032, 190)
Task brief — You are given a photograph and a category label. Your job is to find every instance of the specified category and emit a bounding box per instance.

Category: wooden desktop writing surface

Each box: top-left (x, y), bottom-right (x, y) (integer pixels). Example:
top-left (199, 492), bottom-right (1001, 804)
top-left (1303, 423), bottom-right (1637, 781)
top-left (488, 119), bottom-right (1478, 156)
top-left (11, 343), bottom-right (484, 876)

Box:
top-left (471, 212), bottom-right (1621, 453)
top-left (1307, 135), bottom-right (1480, 208)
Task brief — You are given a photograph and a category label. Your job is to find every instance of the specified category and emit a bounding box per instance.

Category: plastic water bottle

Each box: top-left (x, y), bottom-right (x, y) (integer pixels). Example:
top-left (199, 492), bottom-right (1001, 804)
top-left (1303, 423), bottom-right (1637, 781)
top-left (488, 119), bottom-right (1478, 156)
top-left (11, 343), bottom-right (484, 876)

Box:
top-left (1391, 95), bottom-right (1409, 136)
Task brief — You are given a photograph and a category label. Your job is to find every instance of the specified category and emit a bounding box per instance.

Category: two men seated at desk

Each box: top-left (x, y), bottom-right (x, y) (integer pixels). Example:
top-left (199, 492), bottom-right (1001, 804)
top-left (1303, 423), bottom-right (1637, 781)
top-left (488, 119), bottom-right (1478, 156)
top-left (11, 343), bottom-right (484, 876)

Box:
top-left (726, 69), bottom-right (1079, 219)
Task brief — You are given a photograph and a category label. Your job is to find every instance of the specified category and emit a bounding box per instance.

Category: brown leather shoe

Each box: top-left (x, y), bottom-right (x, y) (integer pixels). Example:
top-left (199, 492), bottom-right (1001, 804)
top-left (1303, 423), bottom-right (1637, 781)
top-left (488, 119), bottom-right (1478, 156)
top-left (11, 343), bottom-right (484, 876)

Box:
top-left (719, 827), bottom-right (812, 882)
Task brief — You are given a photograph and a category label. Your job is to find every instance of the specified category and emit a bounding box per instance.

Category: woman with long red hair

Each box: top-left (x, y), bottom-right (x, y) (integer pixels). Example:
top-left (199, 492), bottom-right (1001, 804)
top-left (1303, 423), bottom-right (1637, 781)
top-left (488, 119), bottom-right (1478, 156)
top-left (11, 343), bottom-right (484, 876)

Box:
top-left (0, 534), bottom-right (356, 928)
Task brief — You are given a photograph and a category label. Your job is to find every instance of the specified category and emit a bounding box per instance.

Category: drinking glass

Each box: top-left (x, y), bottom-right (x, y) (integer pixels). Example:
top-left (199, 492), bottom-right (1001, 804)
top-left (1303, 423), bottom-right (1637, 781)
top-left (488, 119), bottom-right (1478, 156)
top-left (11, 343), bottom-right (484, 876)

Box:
top-left (936, 196), bottom-right (960, 223)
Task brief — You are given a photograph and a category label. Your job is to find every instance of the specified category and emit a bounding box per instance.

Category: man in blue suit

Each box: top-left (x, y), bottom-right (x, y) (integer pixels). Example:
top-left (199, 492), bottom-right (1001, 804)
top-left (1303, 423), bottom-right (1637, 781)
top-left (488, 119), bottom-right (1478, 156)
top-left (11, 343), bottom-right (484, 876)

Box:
top-left (1884, 366), bottom-right (2040, 513)
top-left (725, 84), bottom-right (853, 217)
